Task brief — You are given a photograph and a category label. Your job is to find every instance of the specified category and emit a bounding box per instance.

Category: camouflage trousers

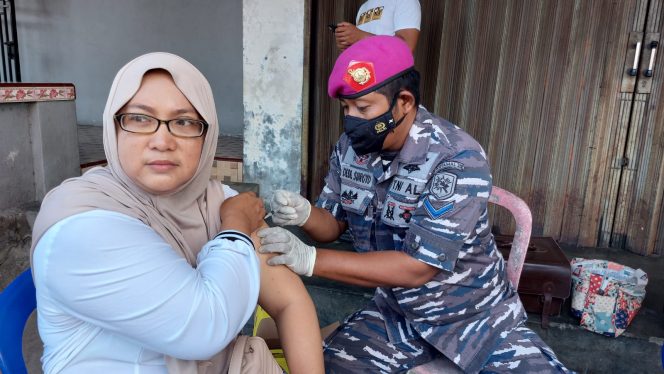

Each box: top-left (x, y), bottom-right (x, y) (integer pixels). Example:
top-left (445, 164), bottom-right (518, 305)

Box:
top-left (323, 302), bottom-right (573, 374)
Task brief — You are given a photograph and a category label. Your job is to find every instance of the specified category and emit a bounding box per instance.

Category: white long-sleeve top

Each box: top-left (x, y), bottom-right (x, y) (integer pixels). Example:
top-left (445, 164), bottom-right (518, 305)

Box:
top-left (32, 208), bottom-right (260, 374)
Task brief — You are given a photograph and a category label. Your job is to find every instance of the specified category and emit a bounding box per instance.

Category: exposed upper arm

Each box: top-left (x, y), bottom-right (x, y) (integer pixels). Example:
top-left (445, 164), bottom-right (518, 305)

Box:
top-left (250, 226), bottom-right (311, 315)
top-left (395, 28), bottom-right (419, 53)
top-left (249, 226), bottom-right (324, 374)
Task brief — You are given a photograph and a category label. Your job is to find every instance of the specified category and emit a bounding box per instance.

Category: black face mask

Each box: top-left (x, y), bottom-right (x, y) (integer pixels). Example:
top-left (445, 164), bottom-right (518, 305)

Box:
top-left (343, 97), bottom-right (406, 155)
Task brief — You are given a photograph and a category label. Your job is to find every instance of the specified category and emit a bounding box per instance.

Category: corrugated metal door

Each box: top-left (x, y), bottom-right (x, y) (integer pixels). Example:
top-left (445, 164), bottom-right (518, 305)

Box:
top-left (603, 0), bottom-right (664, 255)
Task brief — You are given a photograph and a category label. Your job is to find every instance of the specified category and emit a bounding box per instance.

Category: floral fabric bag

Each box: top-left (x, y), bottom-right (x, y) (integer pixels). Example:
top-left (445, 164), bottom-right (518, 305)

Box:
top-left (570, 258), bottom-right (648, 337)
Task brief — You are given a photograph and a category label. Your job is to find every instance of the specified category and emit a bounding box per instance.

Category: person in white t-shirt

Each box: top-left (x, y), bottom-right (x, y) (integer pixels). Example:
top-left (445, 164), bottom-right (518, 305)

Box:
top-left (333, 0), bottom-right (421, 53)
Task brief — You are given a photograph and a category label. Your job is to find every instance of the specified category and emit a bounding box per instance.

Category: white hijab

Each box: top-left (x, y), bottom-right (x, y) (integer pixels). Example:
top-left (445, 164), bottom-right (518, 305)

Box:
top-left (31, 52), bottom-right (233, 373)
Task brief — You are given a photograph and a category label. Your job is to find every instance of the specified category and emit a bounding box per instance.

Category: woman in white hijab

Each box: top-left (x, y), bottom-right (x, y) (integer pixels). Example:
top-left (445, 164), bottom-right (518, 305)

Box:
top-left (30, 52), bottom-right (323, 373)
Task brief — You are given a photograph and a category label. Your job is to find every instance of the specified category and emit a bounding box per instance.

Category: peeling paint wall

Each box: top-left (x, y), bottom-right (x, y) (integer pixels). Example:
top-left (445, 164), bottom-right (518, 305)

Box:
top-left (242, 0), bottom-right (305, 198)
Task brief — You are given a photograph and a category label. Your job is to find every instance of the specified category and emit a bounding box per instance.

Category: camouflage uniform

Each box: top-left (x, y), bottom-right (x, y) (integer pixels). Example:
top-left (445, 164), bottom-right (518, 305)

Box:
top-left (317, 107), bottom-right (571, 373)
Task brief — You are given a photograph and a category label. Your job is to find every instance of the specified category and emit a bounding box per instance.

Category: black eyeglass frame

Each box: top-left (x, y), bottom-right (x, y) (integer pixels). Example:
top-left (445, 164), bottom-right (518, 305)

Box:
top-left (114, 113), bottom-right (208, 138)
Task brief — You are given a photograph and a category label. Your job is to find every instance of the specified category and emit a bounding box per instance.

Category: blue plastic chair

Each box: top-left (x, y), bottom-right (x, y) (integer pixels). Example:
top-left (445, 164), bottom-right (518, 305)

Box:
top-left (0, 268), bottom-right (37, 374)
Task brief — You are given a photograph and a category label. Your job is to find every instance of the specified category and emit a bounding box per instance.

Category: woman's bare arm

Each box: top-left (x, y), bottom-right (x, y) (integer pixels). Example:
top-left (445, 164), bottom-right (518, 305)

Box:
top-left (251, 228), bottom-right (324, 374)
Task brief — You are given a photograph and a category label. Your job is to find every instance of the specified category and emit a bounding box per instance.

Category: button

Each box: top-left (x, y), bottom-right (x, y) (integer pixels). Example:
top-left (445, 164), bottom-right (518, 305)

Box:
top-left (438, 253), bottom-right (447, 262)
top-left (410, 242), bottom-right (419, 249)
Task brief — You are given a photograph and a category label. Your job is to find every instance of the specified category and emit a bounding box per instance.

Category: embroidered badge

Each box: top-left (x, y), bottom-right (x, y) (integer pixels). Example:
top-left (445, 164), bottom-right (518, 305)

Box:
top-left (354, 154), bottom-right (370, 166)
top-left (341, 189), bottom-right (358, 205)
top-left (433, 161), bottom-right (465, 173)
top-left (348, 67), bottom-right (371, 84)
top-left (430, 172), bottom-right (457, 200)
top-left (343, 61), bottom-right (376, 92)
top-left (341, 165), bottom-right (374, 189)
top-left (389, 177), bottom-right (425, 197)
top-left (404, 164), bottom-right (421, 173)
top-left (381, 195), bottom-right (418, 228)
top-left (424, 197), bottom-right (454, 220)
top-left (374, 121), bottom-right (387, 134)
top-left (384, 202), bottom-right (396, 220)
top-left (399, 206), bottom-right (414, 223)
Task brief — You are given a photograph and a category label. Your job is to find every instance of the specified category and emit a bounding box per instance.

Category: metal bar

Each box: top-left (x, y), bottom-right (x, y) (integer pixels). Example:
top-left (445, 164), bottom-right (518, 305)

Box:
top-left (0, 0), bottom-right (8, 82)
top-left (1, 0), bottom-right (13, 82)
top-left (8, 0), bottom-right (19, 81)
top-left (629, 41), bottom-right (641, 76)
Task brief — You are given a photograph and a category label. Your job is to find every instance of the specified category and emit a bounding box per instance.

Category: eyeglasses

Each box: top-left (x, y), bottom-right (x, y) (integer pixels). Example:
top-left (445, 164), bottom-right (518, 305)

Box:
top-left (114, 113), bottom-right (208, 138)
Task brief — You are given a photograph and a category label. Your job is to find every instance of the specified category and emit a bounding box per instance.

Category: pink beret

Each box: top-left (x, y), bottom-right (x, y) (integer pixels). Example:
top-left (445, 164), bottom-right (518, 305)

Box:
top-left (328, 35), bottom-right (414, 99)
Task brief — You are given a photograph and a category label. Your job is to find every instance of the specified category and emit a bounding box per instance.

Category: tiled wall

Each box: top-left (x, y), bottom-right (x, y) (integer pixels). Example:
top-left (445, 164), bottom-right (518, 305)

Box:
top-left (211, 159), bottom-right (243, 182)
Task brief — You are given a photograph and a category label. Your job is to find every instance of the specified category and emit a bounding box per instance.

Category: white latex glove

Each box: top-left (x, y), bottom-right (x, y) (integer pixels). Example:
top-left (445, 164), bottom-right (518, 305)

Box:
top-left (257, 227), bottom-right (316, 277)
top-left (270, 190), bottom-right (311, 227)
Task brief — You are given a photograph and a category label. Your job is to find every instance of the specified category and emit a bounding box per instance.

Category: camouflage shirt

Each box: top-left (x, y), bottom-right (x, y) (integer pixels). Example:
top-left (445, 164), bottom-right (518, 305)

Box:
top-left (316, 107), bottom-right (527, 373)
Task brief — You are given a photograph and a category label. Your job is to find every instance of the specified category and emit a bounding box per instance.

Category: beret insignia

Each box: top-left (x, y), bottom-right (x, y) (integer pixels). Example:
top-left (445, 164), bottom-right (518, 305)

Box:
top-left (343, 61), bottom-right (376, 92)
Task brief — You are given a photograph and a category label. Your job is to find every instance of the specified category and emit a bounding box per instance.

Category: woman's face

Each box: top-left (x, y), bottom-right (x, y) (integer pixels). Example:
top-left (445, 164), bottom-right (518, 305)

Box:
top-left (116, 70), bottom-right (205, 195)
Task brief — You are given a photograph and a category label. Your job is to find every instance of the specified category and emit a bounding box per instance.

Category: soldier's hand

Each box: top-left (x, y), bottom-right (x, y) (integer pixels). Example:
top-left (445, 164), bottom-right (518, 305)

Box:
top-left (270, 190), bottom-right (311, 227)
top-left (257, 227), bottom-right (316, 276)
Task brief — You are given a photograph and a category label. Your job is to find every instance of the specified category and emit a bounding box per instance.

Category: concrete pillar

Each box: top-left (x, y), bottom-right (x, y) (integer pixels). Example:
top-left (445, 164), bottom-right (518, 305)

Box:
top-left (0, 84), bottom-right (79, 209)
top-left (242, 0), bottom-right (306, 198)
top-left (30, 101), bottom-right (80, 199)
top-left (0, 103), bottom-right (35, 207)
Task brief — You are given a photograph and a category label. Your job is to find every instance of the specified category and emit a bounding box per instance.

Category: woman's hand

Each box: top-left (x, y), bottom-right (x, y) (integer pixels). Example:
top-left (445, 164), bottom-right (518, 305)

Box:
top-left (219, 192), bottom-right (265, 235)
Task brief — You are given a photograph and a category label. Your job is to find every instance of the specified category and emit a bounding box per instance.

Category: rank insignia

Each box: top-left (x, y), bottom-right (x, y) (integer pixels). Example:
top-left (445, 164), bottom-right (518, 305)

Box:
top-left (424, 197), bottom-right (454, 220)
top-left (343, 61), bottom-right (376, 92)
top-left (430, 171), bottom-right (457, 200)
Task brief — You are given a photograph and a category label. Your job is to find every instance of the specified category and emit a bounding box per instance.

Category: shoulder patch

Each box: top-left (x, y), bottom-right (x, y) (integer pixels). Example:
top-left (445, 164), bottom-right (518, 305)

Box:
top-left (433, 161), bottom-right (464, 173)
top-left (429, 171), bottom-right (457, 200)
top-left (424, 197), bottom-right (454, 219)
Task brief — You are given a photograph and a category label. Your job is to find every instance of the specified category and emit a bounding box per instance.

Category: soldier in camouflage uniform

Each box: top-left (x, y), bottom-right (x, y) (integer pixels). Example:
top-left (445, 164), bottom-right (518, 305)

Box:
top-left (258, 36), bottom-right (571, 373)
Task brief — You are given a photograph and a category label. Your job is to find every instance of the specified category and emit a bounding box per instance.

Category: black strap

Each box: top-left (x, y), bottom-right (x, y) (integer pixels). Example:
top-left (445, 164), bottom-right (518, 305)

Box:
top-left (214, 230), bottom-right (254, 248)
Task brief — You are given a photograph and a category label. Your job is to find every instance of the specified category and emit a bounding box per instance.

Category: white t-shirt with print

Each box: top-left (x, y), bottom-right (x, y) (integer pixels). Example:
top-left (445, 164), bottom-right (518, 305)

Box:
top-left (355, 0), bottom-right (421, 36)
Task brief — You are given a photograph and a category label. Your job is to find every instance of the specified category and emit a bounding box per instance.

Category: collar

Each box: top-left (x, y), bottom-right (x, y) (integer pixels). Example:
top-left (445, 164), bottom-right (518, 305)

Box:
top-left (394, 107), bottom-right (433, 165)
top-left (376, 108), bottom-right (433, 182)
